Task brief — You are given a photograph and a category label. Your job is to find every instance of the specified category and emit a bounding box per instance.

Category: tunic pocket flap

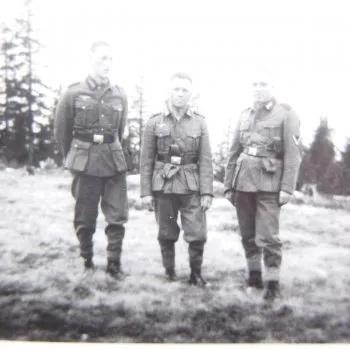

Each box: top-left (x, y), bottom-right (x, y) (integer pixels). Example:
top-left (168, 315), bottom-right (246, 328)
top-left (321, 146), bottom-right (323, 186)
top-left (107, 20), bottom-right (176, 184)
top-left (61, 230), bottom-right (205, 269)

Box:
top-left (71, 139), bottom-right (91, 150)
top-left (261, 158), bottom-right (282, 173)
top-left (187, 130), bottom-right (201, 138)
top-left (75, 96), bottom-right (94, 109)
top-left (112, 102), bottom-right (124, 111)
top-left (155, 127), bottom-right (170, 137)
top-left (109, 142), bottom-right (122, 151)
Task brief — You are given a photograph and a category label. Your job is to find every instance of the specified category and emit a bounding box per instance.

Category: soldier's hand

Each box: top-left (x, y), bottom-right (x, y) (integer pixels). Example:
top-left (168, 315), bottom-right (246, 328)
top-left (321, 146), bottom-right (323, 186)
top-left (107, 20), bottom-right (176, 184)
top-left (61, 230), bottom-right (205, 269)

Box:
top-left (279, 190), bottom-right (292, 206)
top-left (200, 195), bottom-right (213, 212)
top-left (142, 195), bottom-right (154, 211)
top-left (225, 190), bottom-right (236, 206)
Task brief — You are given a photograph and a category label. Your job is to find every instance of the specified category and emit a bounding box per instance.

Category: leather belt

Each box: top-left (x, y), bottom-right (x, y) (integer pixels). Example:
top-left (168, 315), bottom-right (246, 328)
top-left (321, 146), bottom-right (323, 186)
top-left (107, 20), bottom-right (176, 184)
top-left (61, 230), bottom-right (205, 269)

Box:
top-left (243, 146), bottom-right (281, 159)
top-left (157, 154), bottom-right (198, 165)
top-left (74, 131), bottom-right (115, 144)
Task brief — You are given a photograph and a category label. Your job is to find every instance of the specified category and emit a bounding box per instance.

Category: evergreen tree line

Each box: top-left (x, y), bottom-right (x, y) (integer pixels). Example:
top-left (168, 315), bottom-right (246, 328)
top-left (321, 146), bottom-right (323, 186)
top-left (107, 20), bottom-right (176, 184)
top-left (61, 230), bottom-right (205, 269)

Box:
top-left (0, 1), bottom-right (58, 167)
top-left (1, 4), bottom-right (350, 196)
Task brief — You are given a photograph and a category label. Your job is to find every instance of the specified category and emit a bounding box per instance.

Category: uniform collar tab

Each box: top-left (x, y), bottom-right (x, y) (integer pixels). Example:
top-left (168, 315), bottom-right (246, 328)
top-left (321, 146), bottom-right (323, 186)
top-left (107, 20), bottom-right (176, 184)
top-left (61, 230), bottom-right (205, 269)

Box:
top-left (86, 76), bottom-right (110, 90)
top-left (251, 98), bottom-right (276, 111)
top-left (265, 99), bottom-right (276, 111)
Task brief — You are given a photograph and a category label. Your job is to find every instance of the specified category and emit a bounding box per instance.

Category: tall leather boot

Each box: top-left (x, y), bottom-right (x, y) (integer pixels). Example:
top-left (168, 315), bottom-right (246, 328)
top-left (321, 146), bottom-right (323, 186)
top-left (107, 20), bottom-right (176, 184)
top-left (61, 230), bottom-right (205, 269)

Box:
top-left (247, 270), bottom-right (263, 289)
top-left (159, 240), bottom-right (177, 281)
top-left (263, 280), bottom-right (280, 302)
top-left (188, 241), bottom-right (207, 287)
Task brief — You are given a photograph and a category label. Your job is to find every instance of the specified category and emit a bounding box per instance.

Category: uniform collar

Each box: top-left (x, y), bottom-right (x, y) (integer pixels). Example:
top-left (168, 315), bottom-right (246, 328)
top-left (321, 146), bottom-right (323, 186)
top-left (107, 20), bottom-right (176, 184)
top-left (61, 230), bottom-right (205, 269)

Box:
top-left (251, 98), bottom-right (276, 112)
top-left (265, 99), bottom-right (276, 111)
top-left (86, 75), bottom-right (111, 90)
top-left (163, 101), bottom-right (193, 118)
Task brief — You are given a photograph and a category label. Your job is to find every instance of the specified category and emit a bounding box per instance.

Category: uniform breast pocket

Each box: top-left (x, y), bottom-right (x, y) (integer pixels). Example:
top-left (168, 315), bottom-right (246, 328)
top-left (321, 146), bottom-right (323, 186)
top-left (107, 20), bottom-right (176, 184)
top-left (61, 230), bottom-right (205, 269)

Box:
top-left (262, 125), bottom-right (281, 138)
top-left (239, 122), bottom-right (250, 143)
top-left (112, 101), bottom-right (124, 115)
top-left (155, 127), bottom-right (171, 154)
top-left (186, 130), bottom-right (201, 152)
top-left (106, 101), bottom-right (123, 127)
top-left (75, 96), bottom-right (94, 126)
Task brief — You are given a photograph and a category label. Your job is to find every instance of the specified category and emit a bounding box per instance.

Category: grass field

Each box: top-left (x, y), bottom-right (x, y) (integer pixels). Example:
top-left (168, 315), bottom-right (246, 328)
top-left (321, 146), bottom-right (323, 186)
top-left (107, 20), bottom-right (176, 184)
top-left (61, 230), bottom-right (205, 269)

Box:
top-left (0, 169), bottom-right (350, 343)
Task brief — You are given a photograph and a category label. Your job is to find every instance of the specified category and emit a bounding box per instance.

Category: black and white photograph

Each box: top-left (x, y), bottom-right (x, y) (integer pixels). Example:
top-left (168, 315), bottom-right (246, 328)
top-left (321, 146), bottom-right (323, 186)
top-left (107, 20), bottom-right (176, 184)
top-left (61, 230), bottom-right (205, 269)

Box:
top-left (0, 0), bottom-right (350, 346)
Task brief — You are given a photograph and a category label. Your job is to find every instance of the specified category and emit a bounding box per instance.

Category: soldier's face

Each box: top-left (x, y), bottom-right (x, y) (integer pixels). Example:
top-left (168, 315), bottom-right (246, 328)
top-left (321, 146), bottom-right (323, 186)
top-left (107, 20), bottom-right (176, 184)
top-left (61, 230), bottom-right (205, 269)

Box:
top-left (169, 78), bottom-right (192, 109)
top-left (90, 45), bottom-right (113, 80)
top-left (252, 80), bottom-right (273, 103)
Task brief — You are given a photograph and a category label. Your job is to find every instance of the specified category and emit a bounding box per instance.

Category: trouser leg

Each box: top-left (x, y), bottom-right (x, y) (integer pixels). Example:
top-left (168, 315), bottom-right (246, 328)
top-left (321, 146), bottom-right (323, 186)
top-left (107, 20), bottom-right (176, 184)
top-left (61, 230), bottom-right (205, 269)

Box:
top-left (155, 193), bottom-right (180, 271)
top-left (179, 193), bottom-right (207, 272)
top-left (101, 173), bottom-right (128, 263)
top-left (235, 191), bottom-right (262, 274)
top-left (71, 174), bottom-right (101, 260)
top-left (256, 191), bottom-right (282, 282)
top-left (188, 240), bottom-right (205, 274)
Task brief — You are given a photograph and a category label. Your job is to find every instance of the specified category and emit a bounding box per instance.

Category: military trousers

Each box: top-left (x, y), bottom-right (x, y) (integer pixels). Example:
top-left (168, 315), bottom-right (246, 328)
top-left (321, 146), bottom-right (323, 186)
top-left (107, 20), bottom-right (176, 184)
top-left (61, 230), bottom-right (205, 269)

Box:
top-left (154, 192), bottom-right (207, 273)
top-left (235, 191), bottom-right (282, 281)
top-left (71, 173), bottom-right (128, 262)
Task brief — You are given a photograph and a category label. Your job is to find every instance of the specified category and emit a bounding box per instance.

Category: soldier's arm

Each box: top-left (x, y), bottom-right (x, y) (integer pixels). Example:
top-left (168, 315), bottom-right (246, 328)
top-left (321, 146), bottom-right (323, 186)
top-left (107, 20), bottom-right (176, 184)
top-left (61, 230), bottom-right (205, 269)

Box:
top-left (118, 88), bottom-right (128, 142)
top-left (224, 118), bottom-right (242, 193)
top-left (54, 89), bottom-right (74, 158)
top-left (281, 108), bottom-right (302, 194)
top-left (140, 118), bottom-right (156, 197)
top-left (199, 118), bottom-right (214, 196)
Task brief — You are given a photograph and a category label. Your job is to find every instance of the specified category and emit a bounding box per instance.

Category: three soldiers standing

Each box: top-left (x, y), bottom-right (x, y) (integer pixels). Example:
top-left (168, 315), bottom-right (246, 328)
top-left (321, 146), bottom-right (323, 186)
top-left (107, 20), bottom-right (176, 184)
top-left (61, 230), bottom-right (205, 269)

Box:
top-left (55, 43), bottom-right (301, 302)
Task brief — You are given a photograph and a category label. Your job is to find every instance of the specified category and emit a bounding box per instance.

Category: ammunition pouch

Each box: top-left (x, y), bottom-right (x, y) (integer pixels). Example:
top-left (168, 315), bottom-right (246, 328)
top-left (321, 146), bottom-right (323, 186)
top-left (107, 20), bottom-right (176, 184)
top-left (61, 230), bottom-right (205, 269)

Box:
top-left (161, 163), bottom-right (181, 179)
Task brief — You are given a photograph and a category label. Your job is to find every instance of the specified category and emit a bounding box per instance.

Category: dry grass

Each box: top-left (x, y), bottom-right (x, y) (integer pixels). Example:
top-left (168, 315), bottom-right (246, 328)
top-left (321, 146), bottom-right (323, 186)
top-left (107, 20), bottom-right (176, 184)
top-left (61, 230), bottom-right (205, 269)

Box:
top-left (0, 169), bottom-right (350, 343)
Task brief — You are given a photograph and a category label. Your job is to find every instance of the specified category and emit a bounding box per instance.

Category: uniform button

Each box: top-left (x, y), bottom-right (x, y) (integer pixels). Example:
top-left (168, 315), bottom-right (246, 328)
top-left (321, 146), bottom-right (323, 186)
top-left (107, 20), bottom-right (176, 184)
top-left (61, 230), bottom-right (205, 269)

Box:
top-left (101, 100), bottom-right (104, 104)
top-left (101, 114), bottom-right (104, 118)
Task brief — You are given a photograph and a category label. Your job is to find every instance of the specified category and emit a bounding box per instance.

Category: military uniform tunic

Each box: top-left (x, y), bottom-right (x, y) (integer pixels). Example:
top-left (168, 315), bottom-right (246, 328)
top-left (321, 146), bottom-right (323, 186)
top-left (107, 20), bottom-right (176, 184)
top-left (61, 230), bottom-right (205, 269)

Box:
top-left (54, 76), bottom-right (129, 262)
top-left (224, 99), bottom-right (301, 281)
top-left (140, 104), bottom-right (213, 273)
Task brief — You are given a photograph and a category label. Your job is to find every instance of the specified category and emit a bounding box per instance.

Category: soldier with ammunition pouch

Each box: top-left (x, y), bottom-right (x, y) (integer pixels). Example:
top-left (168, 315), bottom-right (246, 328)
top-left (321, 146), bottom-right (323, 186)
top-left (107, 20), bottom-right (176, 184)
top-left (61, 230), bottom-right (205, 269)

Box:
top-left (224, 76), bottom-right (301, 302)
top-left (140, 72), bottom-right (214, 286)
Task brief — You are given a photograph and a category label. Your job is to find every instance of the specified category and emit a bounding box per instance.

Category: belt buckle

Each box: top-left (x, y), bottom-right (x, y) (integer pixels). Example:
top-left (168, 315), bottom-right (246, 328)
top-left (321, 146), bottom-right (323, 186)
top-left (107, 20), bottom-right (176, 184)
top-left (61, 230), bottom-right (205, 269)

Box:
top-left (248, 146), bottom-right (258, 156)
top-left (93, 134), bottom-right (104, 144)
top-left (170, 156), bottom-right (181, 165)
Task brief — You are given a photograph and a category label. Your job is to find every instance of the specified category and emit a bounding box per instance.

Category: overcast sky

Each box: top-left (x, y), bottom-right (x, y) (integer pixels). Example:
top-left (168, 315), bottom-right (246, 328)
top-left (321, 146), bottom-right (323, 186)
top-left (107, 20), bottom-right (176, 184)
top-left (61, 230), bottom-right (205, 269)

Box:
top-left (2, 0), bottom-right (350, 148)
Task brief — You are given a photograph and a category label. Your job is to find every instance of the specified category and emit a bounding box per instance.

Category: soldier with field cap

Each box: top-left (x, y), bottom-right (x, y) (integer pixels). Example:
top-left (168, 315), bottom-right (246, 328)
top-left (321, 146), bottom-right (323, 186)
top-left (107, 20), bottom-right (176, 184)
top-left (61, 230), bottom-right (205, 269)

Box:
top-left (54, 41), bottom-right (129, 278)
top-left (140, 72), bottom-right (214, 286)
top-left (224, 73), bottom-right (301, 302)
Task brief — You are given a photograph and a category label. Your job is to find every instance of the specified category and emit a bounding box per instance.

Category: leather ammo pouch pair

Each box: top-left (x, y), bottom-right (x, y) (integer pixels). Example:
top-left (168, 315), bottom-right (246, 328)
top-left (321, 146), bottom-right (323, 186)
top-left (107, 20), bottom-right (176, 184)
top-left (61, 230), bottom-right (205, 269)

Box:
top-left (161, 144), bottom-right (181, 179)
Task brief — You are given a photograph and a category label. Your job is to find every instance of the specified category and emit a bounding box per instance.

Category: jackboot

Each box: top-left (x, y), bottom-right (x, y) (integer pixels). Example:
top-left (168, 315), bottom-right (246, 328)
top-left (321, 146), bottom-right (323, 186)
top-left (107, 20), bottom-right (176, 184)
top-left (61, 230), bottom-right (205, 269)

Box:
top-left (165, 268), bottom-right (178, 282)
top-left (247, 270), bottom-right (263, 289)
top-left (189, 268), bottom-right (208, 287)
top-left (83, 257), bottom-right (95, 270)
top-left (263, 280), bottom-right (280, 302)
top-left (106, 260), bottom-right (124, 279)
